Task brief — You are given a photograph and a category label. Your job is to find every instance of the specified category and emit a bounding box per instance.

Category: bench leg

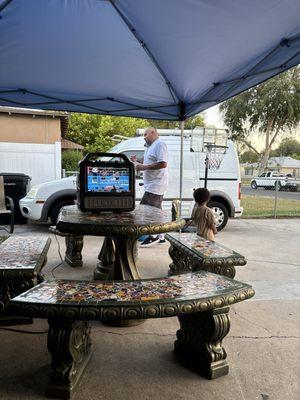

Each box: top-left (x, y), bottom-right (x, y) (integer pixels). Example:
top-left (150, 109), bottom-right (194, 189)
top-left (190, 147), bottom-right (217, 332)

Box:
top-left (193, 261), bottom-right (237, 279)
top-left (175, 306), bottom-right (230, 379)
top-left (0, 279), bottom-right (34, 325)
top-left (168, 244), bottom-right (192, 275)
top-left (47, 319), bottom-right (92, 399)
top-left (65, 236), bottom-right (84, 267)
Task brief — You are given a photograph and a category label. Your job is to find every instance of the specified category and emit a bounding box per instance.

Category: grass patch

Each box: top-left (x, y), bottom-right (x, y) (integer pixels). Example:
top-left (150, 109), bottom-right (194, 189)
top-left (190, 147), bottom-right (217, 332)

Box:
top-left (241, 178), bottom-right (252, 186)
top-left (241, 195), bottom-right (300, 218)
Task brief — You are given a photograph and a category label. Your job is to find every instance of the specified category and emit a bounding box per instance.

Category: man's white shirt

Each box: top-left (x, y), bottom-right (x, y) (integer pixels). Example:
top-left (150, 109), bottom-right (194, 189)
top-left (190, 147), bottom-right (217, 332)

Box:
top-left (143, 139), bottom-right (168, 195)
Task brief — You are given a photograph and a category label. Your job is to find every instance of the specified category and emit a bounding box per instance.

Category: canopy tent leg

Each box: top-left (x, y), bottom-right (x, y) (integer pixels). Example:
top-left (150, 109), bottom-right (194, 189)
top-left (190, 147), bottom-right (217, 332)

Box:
top-left (179, 120), bottom-right (184, 217)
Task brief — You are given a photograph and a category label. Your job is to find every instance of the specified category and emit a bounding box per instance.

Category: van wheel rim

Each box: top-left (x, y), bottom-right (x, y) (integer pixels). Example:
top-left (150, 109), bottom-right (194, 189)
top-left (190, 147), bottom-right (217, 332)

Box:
top-left (212, 207), bottom-right (224, 226)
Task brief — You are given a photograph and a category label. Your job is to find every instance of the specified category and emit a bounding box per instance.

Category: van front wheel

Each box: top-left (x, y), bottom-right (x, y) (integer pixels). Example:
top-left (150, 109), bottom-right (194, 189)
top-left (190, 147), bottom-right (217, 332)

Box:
top-left (50, 199), bottom-right (75, 225)
top-left (208, 202), bottom-right (229, 231)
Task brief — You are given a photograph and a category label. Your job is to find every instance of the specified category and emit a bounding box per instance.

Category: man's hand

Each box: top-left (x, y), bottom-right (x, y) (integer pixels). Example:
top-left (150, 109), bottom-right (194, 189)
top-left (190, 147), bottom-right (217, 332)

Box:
top-left (135, 162), bottom-right (145, 171)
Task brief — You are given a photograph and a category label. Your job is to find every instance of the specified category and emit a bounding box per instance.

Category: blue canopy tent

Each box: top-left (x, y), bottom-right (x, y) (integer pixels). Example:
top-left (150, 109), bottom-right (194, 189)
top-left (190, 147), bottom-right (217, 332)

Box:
top-left (0, 0), bottom-right (300, 209)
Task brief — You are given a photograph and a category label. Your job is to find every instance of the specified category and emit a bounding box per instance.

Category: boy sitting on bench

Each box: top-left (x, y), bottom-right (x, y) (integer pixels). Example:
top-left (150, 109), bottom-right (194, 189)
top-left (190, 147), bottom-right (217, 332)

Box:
top-left (192, 188), bottom-right (217, 241)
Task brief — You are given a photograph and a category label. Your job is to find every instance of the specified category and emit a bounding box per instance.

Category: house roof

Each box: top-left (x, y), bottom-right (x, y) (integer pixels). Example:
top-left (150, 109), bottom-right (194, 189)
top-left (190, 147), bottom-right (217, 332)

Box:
top-left (0, 106), bottom-right (68, 118)
top-left (268, 156), bottom-right (300, 168)
top-left (242, 157), bottom-right (300, 169)
top-left (61, 138), bottom-right (84, 150)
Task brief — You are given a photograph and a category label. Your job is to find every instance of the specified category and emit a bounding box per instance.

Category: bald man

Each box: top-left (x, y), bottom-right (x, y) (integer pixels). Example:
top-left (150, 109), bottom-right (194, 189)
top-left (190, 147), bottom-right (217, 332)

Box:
top-left (131, 127), bottom-right (169, 247)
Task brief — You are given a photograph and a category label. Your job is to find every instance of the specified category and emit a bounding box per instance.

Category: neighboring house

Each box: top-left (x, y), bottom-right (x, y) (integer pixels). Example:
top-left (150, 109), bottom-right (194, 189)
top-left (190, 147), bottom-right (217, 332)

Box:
top-left (241, 156), bottom-right (300, 178)
top-left (0, 107), bottom-right (81, 185)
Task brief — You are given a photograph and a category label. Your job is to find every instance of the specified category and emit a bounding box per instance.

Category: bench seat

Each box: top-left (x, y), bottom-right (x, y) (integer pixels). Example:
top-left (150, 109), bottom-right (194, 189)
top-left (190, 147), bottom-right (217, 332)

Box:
top-left (11, 272), bottom-right (254, 399)
top-left (0, 235), bottom-right (51, 318)
top-left (166, 232), bottom-right (246, 278)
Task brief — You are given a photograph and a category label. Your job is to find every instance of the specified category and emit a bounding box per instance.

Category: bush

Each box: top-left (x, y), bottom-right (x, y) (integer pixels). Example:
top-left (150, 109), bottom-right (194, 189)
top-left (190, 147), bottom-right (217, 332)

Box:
top-left (62, 151), bottom-right (83, 173)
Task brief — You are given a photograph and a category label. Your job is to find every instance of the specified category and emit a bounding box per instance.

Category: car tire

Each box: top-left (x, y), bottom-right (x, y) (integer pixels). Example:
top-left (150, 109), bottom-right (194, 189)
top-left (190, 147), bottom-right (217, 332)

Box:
top-left (50, 199), bottom-right (75, 225)
top-left (251, 181), bottom-right (257, 189)
top-left (208, 201), bottom-right (229, 232)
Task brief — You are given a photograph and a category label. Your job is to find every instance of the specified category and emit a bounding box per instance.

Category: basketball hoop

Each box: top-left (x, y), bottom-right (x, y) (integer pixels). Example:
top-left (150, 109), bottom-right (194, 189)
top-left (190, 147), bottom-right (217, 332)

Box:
top-left (204, 143), bottom-right (227, 171)
top-left (190, 127), bottom-right (228, 187)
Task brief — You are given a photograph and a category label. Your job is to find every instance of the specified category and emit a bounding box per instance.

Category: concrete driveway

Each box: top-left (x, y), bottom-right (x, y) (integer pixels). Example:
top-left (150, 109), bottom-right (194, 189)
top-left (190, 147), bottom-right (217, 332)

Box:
top-left (0, 218), bottom-right (299, 400)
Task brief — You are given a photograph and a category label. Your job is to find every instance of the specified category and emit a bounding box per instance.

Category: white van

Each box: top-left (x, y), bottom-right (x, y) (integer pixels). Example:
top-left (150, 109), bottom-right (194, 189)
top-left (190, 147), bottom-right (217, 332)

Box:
top-left (109, 129), bottom-right (243, 230)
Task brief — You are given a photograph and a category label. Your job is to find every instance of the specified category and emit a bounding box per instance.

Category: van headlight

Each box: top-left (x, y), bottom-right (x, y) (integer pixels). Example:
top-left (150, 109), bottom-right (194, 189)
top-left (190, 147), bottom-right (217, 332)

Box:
top-left (26, 187), bottom-right (39, 199)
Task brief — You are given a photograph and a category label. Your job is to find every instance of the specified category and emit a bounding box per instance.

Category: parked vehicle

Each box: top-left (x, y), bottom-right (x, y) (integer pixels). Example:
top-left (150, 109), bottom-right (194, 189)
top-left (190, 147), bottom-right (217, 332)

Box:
top-left (20, 129), bottom-right (243, 230)
top-left (250, 171), bottom-right (300, 191)
top-left (20, 176), bottom-right (77, 224)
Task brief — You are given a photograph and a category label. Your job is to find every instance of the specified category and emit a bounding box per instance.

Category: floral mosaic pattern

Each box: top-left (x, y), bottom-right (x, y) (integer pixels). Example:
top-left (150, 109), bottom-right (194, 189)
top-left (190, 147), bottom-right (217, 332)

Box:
top-left (13, 272), bottom-right (242, 305)
top-left (168, 232), bottom-right (238, 258)
top-left (58, 204), bottom-right (173, 227)
top-left (0, 236), bottom-right (49, 269)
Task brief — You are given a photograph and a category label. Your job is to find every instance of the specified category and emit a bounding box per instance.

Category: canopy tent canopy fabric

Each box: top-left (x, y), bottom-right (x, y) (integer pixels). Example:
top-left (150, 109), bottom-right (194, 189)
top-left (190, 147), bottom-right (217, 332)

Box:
top-left (0, 0), bottom-right (300, 121)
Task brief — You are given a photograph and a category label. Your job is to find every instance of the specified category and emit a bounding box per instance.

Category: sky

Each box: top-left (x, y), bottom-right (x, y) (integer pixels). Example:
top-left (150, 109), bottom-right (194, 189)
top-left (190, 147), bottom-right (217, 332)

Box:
top-left (202, 105), bottom-right (300, 151)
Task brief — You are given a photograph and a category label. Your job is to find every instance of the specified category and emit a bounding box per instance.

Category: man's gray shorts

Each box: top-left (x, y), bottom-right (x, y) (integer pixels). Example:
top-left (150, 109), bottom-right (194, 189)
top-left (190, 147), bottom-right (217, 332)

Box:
top-left (140, 191), bottom-right (163, 209)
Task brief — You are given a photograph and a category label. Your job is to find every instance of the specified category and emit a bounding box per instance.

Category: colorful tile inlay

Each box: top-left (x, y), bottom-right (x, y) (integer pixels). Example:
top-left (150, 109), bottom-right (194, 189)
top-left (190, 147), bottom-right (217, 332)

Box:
top-left (58, 204), bottom-right (173, 226)
top-left (168, 232), bottom-right (237, 258)
top-left (13, 272), bottom-right (241, 305)
top-left (0, 236), bottom-right (49, 269)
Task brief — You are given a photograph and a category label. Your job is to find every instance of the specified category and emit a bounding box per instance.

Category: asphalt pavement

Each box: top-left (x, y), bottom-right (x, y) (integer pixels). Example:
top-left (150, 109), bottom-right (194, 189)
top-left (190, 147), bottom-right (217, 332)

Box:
top-left (242, 185), bottom-right (300, 201)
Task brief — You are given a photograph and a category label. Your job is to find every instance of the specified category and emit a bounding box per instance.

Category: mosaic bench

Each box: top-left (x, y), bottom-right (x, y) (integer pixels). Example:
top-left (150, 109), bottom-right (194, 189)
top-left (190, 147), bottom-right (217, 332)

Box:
top-left (0, 235), bottom-right (51, 321)
top-left (11, 272), bottom-right (255, 399)
top-left (166, 232), bottom-right (247, 279)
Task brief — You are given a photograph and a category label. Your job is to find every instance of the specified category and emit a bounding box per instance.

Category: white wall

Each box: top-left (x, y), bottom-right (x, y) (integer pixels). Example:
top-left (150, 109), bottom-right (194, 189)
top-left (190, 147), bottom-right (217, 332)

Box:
top-left (0, 141), bottom-right (61, 185)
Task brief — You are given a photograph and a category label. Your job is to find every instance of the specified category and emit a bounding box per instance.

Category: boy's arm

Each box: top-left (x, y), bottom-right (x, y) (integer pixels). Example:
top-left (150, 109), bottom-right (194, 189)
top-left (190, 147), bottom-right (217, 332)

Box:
top-left (207, 208), bottom-right (217, 234)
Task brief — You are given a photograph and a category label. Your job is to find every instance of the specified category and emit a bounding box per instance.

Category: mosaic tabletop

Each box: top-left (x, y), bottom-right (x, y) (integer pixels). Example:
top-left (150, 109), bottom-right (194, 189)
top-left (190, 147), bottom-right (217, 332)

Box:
top-left (56, 204), bottom-right (185, 236)
top-left (12, 271), bottom-right (253, 306)
top-left (166, 232), bottom-right (244, 259)
top-left (0, 236), bottom-right (50, 270)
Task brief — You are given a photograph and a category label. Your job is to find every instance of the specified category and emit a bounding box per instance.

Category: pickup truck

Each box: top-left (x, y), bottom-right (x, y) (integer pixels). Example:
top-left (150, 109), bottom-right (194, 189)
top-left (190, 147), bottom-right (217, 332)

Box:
top-left (250, 171), bottom-right (300, 191)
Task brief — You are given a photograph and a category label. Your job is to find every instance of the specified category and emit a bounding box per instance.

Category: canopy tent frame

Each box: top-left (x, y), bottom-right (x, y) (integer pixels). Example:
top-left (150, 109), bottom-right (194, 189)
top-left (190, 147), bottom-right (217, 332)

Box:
top-left (0, 33), bottom-right (299, 120)
top-left (1, 0), bottom-right (300, 215)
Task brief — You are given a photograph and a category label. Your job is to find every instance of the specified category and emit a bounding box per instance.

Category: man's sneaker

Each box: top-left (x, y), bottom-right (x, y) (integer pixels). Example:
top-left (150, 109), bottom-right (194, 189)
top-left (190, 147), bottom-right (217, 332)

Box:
top-left (158, 239), bottom-right (166, 244)
top-left (140, 236), bottom-right (160, 247)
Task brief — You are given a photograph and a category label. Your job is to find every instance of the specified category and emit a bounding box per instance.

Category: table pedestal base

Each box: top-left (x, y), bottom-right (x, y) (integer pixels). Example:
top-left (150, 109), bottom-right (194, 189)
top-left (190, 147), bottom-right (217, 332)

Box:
top-left (94, 236), bottom-right (139, 280)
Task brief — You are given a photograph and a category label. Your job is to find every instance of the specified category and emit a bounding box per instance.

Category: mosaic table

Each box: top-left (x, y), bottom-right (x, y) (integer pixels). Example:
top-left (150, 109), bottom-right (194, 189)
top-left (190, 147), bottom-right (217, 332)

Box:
top-left (11, 271), bottom-right (255, 399)
top-left (0, 235), bottom-right (51, 323)
top-left (53, 205), bottom-right (185, 281)
top-left (166, 232), bottom-right (247, 278)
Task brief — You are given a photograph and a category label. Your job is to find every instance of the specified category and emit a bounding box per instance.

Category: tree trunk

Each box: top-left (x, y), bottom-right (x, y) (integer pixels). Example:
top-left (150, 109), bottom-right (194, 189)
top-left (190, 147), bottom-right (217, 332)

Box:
top-left (258, 119), bottom-right (273, 173)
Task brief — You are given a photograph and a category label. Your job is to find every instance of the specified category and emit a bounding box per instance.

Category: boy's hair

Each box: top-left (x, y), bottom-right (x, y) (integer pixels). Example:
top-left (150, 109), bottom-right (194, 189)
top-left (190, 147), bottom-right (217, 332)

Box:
top-left (193, 187), bottom-right (211, 204)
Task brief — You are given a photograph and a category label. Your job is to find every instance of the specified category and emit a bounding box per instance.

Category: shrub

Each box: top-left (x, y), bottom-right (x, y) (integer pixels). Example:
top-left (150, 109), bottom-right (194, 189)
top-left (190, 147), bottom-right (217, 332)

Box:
top-left (62, 150), bottom-right (83, 173)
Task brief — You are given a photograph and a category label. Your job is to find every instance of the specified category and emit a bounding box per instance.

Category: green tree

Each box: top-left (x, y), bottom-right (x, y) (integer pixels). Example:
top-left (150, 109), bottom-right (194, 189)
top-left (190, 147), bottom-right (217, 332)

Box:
top-left (273, 137), bottom-right (300, 157)
top-left (239, 150), bottom-right (260, 163)
top-left (147, 114), bottom-right (205, 130)
top-left (66, 114), bottom-right (148, 152)
top-left (220, 67), bottom-right (300, 172)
